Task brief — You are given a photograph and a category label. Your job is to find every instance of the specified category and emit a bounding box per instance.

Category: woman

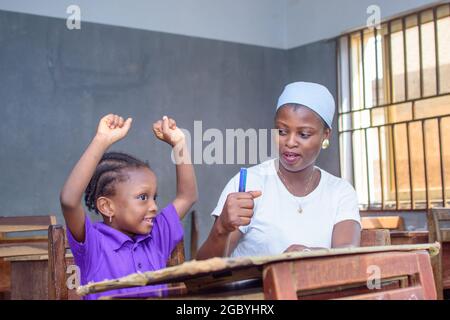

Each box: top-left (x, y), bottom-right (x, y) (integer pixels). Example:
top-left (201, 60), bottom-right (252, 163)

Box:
top-left (196, 82), bottom-right (361, 259)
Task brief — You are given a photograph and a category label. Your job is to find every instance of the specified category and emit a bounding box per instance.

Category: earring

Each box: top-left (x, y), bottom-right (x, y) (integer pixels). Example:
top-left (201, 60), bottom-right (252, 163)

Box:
top-left (109, 215), bottom-right (112, 223)
top-left (322, 139), bottom-right (330, 149)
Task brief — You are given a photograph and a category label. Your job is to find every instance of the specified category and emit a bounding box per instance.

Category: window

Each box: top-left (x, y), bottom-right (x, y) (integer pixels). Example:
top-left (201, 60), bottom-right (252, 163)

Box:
top-left (337, 4), bottom-right (450, 211)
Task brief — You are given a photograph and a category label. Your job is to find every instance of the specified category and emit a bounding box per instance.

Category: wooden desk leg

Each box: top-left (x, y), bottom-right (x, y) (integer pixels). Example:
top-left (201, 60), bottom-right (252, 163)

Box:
top-left (430, 252), bottom-right (443, 300)
top-left (10, 260), bottom-right (48, 300)
top-left (416, 252), bottom-right (437, 300)
top-left (0, 259), bottom-right (11, 299)
top-left (263, 262), bottom-right (297, 300)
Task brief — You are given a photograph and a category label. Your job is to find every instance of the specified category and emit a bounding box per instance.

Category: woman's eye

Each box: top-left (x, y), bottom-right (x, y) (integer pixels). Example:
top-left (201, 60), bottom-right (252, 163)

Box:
top-left (299, 132), bottom-right (311, 138)
top-left (138, 194), bottom-right (148, 201)
top-left (278, 129), bottom-right (287, 136)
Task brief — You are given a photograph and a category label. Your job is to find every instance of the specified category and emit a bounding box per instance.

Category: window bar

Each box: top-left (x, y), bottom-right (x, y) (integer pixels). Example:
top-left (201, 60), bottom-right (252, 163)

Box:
top-left (348, 34), bottom-right (356, 187)
top-left (364, 128), bottom-right (371, 208)
top-left (352, 130), bottom-right (358, 203)
top-left (388, 22), bottom-right (394, 105)
top-left (391, 124), bottom-right (399, 210)
top-left (338, 91), bottom-right (450, 117)
top-left (377, 126), bottom-right (385, 209)
top-left (437, 118), bottom-right (446, 206)
top-left (340, 113), bottom-right (450, 134)
top-left (433, 7), bottom-right (440, 95)
top-left (418, 13), bottom-right (424, 98)
top-left (361, 30), bottom-right (366, 109)
top-left (374, 27), bottom-right (379, 107)
top-left (406, 123), bottom-right (415, 209)
top-left (421, 120), bottom-right (430, 208)
top-left (402, 17), bottom-right (409, 101)
top-left (348, 34), bottom-right (353, 112)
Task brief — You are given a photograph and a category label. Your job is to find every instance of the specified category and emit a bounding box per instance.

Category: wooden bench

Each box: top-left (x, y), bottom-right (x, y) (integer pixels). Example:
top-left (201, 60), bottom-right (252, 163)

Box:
top-left (428, 207), bottom-right (450, 299)
top-left (361, 216), bottom-right (405, 231)
top-left (0, 215), bottom-right (56, 299)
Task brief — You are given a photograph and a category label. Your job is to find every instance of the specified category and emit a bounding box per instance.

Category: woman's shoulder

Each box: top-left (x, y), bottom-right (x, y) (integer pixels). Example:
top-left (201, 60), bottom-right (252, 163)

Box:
top-left (317, 167), bottom-right (356, 193)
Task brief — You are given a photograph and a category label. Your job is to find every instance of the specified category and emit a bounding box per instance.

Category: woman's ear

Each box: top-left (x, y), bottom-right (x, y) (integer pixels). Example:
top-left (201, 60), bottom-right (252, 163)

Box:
top-left (96, 197), bottom-right (115, 219)
top-left (323, 128), bottom-right (332, 140)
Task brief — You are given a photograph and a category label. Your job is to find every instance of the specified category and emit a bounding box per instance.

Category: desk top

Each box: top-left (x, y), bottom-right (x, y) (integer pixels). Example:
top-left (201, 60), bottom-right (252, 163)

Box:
top-left (77, 242), bottom-right (440, 297)
top-left (0, 225), bottom-right (50, 233)
top-left (0, 242), bottom-right (48, 258)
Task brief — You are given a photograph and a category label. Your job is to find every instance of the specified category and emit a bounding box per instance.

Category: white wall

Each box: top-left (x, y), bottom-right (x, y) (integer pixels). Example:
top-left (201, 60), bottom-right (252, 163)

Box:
top-left (0, 0), bottom-right (445, 49)
top-left (0, 0), bottom-right (285, 48)
top-left (286, 0), bottom-right (444, 49)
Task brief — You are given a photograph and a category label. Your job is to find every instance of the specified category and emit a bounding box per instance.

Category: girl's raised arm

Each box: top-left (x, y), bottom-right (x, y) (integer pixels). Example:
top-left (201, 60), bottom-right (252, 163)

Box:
top-left (60, 114), bottom-right (132, 242)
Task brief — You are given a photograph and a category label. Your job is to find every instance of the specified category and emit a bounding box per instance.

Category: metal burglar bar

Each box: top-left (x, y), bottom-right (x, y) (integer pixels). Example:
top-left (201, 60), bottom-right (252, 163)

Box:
top-left (337, 3), bottom-right (450, 211)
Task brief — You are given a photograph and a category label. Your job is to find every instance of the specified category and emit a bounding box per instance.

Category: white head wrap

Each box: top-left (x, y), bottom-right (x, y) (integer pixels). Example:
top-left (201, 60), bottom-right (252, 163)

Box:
top-left (276, 82), bottom-right (335, 128)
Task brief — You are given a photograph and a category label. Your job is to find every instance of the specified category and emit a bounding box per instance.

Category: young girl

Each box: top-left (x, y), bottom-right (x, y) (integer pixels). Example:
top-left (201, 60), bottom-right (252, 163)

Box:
top-left (60, 114), bottom-right (197, 299)
top-left (197, 82), bottom-right (361, 259)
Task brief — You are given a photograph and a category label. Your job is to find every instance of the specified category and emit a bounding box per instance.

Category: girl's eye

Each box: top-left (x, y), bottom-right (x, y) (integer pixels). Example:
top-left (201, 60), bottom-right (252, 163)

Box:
top-left (153, 194), bottom-right (158, 201)
top-left (138, 194), bottom-right (148, 201)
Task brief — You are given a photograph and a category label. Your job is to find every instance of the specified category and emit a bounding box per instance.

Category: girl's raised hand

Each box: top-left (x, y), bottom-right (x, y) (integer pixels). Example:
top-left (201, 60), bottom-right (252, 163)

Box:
top-left (96, 114), bottom-right (133, 145)
top-left (152, 116), bottom-right (185, 147)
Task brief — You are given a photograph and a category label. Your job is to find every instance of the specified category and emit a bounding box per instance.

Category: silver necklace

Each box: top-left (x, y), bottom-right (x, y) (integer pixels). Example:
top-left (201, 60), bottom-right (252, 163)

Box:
top-left (277, 167), bottom-right (316, 214)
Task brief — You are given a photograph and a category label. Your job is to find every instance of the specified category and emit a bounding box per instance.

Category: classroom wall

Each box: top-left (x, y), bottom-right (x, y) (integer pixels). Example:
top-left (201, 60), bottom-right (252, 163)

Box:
top-left (0, 0), bottom-right (286, 49)
top-left (0, 0), bottom-right (442, 49)
top-left (287, 39), bottom-right (339, 175)
top-left (0, 10), bottom-right (288, 257)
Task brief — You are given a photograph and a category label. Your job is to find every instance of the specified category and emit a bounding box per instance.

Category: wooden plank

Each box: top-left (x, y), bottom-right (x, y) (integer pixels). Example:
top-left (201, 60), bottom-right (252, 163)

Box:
top-left (0, 235), bottom-right (48, 244)
top-left (361, 229), bottom-right (391, 246)
top-left (5, 253), bottom-right (73, 262)
top-left (0, 259), bottom-right (11, 294)
top-left (336, 286), bottom-right (424, 300)
top-left (361, 216), bottom-right (405, 230)
top-left (190, 211), bottom-right (199, 259)
top-left (48, 225), bottom-right (68, 300)
top-left (263, 262), bottom-right (297, 300)
top-left (390, 231), bottom-right (429, 245)
top-left (10, 260), bottom-right (48, 300)
top-left (416, 251), bottom-right (437, 299)
top-left (290, 251), bottom-right (423, 292)
top-left (0, 225), bottom-right (51, 233)
top-left (442, 242), bottom-right (450, 289)
top-left (0, 242), bottom-right (48, 258)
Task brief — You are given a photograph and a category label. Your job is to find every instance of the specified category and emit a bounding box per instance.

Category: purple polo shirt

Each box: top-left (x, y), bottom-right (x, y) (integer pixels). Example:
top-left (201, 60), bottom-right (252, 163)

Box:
top-left (67, 203), bottom-right (183, 300)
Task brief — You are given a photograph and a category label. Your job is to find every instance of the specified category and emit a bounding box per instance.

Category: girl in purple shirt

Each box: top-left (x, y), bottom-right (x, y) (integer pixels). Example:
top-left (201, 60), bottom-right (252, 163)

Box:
top-left (60, 114), bottom-right (198, 299)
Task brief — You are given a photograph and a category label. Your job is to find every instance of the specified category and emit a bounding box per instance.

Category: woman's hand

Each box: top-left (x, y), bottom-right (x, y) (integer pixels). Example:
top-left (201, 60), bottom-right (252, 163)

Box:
top-left (96, 114), bottom-right (133, 145)
top-left (216, 191), bottom-right (262, 234)
top-left (284, 244), bottom-right (309, 253)
top-left (153, 116), bottom-right (185, 147)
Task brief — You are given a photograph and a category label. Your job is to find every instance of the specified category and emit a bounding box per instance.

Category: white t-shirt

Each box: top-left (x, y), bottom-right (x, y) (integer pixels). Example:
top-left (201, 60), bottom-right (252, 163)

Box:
top-left (211, 158), bottom-right (361, 257)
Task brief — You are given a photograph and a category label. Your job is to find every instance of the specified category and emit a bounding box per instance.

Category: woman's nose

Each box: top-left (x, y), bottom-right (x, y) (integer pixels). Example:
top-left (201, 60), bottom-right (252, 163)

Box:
top-left (285, 134), bottom-right (298, 148)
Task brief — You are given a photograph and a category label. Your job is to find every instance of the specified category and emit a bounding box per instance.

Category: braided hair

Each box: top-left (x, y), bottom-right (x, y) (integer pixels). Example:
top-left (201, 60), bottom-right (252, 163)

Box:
top-left (84, 152), bottom-right (150, 215)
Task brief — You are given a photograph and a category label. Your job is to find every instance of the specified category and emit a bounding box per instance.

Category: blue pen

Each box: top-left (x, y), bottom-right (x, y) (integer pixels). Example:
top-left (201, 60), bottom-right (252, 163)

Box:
top-left (238, 168), bottom-right (247, 192)
top-left (224, 168), bottom-right (248, 258)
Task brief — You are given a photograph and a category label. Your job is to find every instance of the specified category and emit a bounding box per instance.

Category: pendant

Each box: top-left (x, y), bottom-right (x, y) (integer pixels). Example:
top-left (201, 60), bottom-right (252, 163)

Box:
top-left (298, 206), bottom-right (303, 214)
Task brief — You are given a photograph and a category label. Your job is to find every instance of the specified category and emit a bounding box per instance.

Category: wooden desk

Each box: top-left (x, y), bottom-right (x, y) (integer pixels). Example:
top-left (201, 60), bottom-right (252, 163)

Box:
top-left (4, 253), bottom-right (76, 300)
top-left (76, 244), bottom-right (439, 300)
top-left (390, 230), bottom-right (429, 245)
top-left (0, 242), bottom-right (48, 299)
top-left (389, 230), bottom-right (450, 291)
